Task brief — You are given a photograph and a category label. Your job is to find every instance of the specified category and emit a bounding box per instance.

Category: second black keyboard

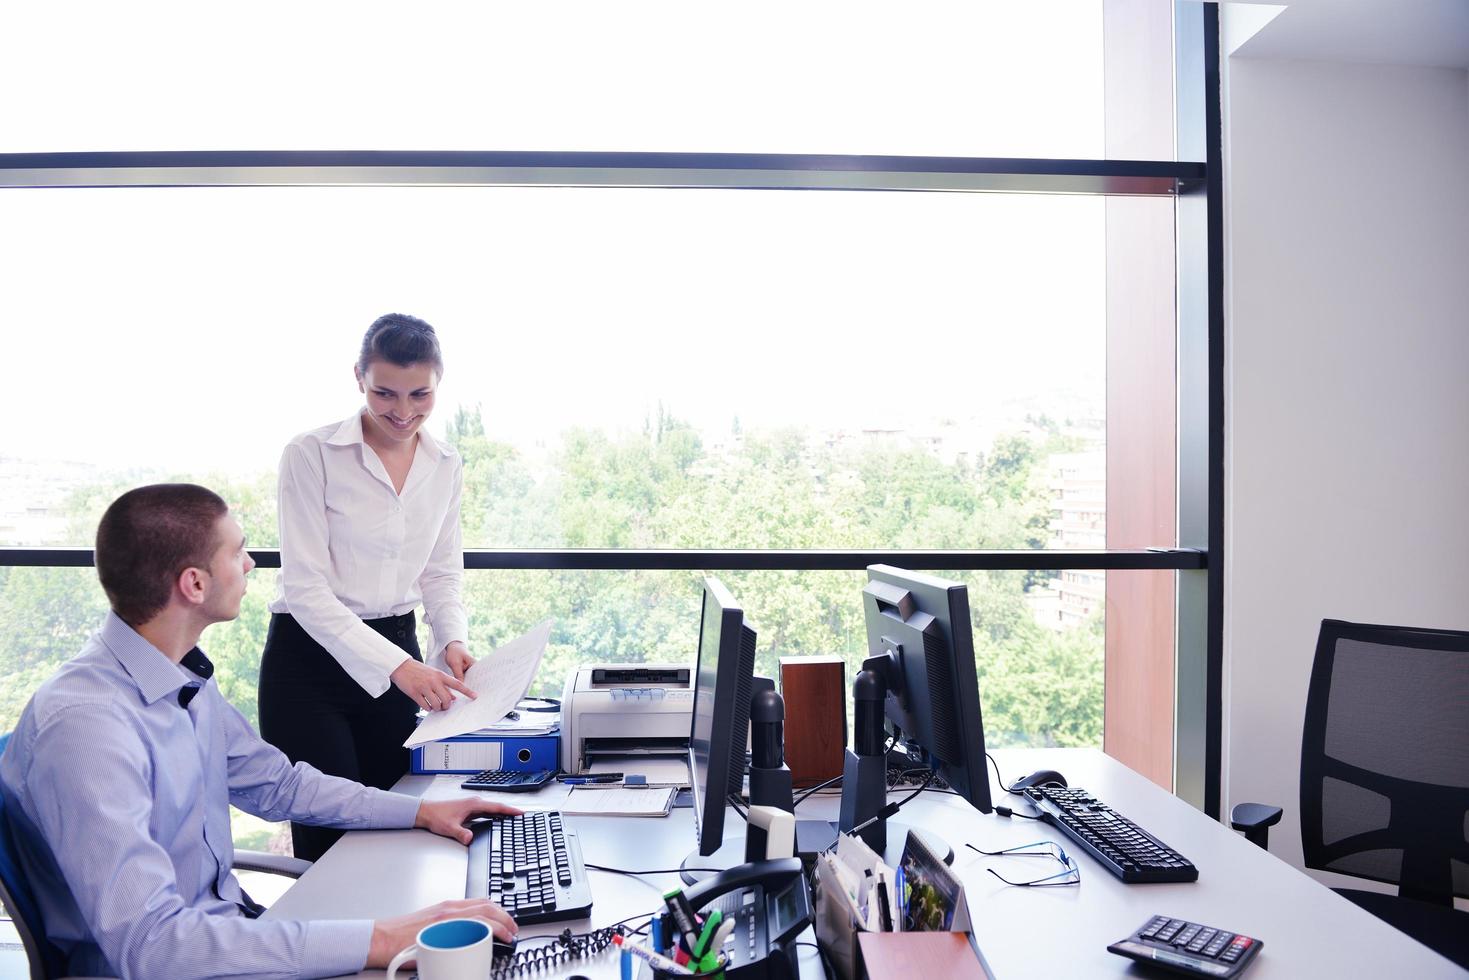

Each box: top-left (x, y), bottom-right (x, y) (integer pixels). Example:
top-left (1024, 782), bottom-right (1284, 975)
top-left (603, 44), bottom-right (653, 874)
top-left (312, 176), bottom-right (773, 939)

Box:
top-left (465, 810), bottom-right (593, 923)
top-left (1024, 785), bottom-right (1198, 883)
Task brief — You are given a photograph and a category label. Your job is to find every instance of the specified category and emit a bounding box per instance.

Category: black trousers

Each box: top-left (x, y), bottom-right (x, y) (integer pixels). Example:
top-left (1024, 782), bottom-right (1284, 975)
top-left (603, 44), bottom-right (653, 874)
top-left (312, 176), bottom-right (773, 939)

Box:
top-left (258, 611), bottom-right (421, 862)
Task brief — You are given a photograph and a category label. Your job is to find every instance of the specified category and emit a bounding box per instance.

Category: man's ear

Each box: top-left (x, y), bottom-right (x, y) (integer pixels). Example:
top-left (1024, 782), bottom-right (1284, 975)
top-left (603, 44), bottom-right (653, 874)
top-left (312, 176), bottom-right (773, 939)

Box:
top-left (177, 566), bottom-right (209, 607)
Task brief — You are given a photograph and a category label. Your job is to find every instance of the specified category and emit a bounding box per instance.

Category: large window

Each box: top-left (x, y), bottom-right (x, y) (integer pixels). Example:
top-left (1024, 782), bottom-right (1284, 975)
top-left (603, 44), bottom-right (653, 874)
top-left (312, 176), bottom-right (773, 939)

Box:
top-left (1, 1), bottom-right (1221, 816)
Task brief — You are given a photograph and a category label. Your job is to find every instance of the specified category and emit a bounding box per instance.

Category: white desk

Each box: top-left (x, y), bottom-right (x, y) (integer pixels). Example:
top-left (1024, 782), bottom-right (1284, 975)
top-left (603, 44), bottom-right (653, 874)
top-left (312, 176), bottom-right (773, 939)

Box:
top-left (264, 749), bottom-right (1463, 978)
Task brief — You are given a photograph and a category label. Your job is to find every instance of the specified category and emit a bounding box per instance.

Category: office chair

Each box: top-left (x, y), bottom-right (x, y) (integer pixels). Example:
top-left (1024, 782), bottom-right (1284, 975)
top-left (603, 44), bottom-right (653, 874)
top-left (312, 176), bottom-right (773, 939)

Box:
top-left (1, 732), bottom-right (313, 980)
top-left (1230, 619), bottom-right (1469, 970)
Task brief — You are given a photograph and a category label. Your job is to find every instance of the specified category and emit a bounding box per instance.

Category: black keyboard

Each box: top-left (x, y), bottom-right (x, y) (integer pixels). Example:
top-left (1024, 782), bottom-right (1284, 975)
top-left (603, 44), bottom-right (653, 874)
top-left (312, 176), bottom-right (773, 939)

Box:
top-left (460, 768), bottom-right (555, 792)
top-left (465, 811), bottom-right (593, 924)
top-left (1024, 786), bottom-right (1198, 883)
top-left (1108, 914), bottom-right (1262, 977)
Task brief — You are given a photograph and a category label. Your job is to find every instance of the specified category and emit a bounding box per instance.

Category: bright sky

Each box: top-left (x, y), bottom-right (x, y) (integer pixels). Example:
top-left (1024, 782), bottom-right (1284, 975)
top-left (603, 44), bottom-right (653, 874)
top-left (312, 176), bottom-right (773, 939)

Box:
top-left (0, 1), bottom-right (1121, 476)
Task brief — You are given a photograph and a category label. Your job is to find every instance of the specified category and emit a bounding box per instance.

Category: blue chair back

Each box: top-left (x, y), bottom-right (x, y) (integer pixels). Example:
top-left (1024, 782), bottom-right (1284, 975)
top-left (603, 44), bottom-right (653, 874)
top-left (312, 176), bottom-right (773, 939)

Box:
top-left (0, 731), bottom-right (62, 979)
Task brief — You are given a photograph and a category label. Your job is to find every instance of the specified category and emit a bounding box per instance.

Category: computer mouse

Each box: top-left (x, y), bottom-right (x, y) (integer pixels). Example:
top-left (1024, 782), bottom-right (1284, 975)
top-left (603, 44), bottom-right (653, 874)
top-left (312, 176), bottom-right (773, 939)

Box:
top-left (1010, 768), bottom-right (1068, 792)
top-left (493, 934), bottom-right (518, 959)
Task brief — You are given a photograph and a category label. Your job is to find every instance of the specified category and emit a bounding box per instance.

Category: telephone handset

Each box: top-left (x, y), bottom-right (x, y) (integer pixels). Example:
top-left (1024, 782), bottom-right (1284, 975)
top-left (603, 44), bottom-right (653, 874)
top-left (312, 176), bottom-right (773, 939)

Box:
top-left (682, 858), bottom-right (812, 980)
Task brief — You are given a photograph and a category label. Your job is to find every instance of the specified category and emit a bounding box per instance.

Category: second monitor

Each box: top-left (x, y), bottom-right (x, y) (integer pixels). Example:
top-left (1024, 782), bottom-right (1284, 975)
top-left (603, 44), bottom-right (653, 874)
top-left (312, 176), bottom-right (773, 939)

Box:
top-left (839, 564), bottom-right (992, 853)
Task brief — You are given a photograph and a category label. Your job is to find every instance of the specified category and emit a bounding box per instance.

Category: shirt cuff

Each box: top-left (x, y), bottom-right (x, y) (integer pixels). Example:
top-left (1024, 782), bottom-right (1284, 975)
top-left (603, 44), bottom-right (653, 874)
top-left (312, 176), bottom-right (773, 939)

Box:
top-left (367, 788), bottom-right (425, 830)
top-left (431, 615), bottom-right (469, 657)
top-left (301, 918), bottom-right (374, 978)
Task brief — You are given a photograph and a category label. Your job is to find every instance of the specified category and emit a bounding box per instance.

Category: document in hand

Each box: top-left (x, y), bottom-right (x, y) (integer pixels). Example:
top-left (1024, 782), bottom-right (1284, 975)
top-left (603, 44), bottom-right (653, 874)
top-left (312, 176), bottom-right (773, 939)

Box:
top-left (403, 619), bottom-right (553, 749)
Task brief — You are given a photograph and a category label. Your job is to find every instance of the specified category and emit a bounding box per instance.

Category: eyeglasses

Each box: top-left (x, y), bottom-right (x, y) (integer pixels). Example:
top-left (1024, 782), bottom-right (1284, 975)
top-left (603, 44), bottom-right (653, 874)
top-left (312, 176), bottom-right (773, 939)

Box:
top-left (966, 840), bottom-right (1081, 887)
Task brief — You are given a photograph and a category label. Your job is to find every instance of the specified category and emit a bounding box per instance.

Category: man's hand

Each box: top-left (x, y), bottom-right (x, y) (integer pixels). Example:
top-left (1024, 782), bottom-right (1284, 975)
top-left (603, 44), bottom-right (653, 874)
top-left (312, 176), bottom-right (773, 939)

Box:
top-left (415, 797), bottom-right (524, 846)
top-left (444, 641), bottom-right (476, 681)
top-left (390, 658), bottom-right (475, 712)
top-left (366, 899), bottom-right (515, 968)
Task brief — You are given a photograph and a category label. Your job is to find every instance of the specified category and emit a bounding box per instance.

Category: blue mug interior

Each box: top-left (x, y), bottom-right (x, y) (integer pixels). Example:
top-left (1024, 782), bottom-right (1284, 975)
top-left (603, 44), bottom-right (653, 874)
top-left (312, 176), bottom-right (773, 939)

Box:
top-left (421, 919), bottom-right (491, 950)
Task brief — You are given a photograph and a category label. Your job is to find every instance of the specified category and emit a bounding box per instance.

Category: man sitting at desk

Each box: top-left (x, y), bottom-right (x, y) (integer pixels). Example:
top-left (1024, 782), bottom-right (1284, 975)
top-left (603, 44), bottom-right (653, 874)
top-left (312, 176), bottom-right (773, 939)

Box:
top-left (0, 484), bottom-right (517, 979)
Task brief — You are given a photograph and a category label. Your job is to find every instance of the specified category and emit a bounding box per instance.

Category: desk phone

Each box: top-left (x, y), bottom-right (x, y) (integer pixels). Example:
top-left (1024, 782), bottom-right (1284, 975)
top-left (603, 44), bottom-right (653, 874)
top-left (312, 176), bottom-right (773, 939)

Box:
top-left (682, 858), bottom-right (812, 980)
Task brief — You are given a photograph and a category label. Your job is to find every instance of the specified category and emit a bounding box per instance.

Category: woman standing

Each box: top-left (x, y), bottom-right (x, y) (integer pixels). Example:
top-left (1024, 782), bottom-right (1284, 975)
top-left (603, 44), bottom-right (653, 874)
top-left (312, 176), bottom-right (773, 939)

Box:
top-left (259, 312), bottom-right (477, 861)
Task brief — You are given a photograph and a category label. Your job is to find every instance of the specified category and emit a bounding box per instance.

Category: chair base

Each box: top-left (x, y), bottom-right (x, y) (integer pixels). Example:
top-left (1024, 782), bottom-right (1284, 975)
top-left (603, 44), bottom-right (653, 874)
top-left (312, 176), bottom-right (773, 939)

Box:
top-left (1337, 888), bottom-right (1469, 971)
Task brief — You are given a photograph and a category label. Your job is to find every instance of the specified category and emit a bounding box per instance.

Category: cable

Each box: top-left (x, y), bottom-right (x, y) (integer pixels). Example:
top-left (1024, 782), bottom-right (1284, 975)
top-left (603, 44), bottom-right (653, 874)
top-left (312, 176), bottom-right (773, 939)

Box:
top-left (797, 940), bottom-right (837, 979)
top-left (985, 752), bottom-right (1009, 795)
top-left (845, 770), bottom-right (937, 838)
top-left (727, 793), bottom-right (749, 820)
top-left (491, 922), bottom-right (628, 979)
top-left (584, 864), bottom-right (726, 877)
top-left (793, 774), bottom-right (843, 807)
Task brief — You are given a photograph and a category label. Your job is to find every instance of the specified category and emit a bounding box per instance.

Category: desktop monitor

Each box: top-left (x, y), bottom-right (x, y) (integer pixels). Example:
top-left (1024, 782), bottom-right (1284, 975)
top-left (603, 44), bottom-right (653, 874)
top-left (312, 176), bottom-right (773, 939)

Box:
top-left (862, 565), bottom-right (992, 814)
top-left (688, 577), bottom-right (758, 857)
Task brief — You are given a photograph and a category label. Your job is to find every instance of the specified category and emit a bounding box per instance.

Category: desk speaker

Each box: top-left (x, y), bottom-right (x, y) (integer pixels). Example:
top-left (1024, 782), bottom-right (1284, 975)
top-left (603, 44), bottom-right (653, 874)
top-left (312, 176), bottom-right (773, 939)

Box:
top-left (779, 656), bottom-right (847, 788)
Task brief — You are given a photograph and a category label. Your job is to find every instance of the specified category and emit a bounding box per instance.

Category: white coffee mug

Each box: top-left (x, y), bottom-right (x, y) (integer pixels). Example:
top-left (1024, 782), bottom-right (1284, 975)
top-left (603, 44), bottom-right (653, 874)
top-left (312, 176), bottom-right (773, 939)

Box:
top-left (385, 917), bottom-right (497, 980)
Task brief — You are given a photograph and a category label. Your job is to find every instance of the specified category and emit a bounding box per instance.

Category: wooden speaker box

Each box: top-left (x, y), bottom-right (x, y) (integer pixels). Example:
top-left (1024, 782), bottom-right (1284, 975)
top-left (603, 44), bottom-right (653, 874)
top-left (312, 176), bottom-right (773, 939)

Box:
top-left (779, 656), bottom-right (848, 788)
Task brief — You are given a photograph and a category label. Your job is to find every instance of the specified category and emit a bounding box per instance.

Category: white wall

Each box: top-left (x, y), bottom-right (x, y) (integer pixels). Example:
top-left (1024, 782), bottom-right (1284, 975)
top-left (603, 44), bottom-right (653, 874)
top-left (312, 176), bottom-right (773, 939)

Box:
top-left (1222, 54), bottom-right (1469, 887)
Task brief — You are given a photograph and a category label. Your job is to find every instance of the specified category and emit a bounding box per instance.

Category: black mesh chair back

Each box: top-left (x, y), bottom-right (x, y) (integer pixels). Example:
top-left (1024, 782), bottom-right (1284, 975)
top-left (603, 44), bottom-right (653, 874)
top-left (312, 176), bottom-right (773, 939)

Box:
top-left (1300, 619), bottom-right (1469, 906)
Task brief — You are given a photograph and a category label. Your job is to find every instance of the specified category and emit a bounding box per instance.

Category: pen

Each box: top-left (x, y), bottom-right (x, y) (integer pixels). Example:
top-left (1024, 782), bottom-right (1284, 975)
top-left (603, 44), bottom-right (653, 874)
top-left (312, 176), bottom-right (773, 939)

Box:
top-left (559, 773), bottom-right (623, 784)
top-left (612, 935), bottom-right (695, 975)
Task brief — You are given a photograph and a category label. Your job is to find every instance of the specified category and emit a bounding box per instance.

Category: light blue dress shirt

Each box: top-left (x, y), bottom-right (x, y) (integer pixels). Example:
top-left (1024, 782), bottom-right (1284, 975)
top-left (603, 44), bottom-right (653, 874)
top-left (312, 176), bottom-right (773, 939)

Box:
top-left (0, 612), bottom-right (424, 979)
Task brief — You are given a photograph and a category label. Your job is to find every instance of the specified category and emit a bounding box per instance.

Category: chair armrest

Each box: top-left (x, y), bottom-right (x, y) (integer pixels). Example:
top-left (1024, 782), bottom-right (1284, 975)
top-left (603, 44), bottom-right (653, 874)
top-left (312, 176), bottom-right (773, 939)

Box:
top-left (1230, 802), bottom-right (1283, 849)
top-left (232, 849), bottom-right (313, 879)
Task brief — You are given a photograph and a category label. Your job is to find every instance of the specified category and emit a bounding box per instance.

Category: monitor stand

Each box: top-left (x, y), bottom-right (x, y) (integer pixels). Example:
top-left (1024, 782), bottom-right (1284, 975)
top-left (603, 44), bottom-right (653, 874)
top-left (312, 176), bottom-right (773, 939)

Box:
top-left (680, 837), bottom-right (745, 885)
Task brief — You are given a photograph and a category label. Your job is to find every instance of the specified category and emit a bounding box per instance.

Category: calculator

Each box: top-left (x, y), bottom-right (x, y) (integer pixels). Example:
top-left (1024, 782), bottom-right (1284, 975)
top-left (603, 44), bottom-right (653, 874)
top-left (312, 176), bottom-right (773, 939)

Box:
top-left (1108, 914), bottom-right (1263, 977)
top-left (459, 769), bottom-right (555, 792)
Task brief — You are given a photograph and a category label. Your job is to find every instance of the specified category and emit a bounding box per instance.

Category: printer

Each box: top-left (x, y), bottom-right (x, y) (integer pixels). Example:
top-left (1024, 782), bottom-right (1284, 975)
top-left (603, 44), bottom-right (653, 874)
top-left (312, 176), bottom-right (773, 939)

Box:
top-left (559, 663), bottom-right (695, 776)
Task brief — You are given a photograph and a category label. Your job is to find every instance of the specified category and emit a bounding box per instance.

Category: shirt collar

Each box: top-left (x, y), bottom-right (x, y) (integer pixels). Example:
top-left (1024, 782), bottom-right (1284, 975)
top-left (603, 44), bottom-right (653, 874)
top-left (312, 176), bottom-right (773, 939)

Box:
top-left (100, 612), bottom-right (213, 707)
top-left (325, 411), bottom-right (454, 458)
top-left (325, 412), bottom-right (367, 448)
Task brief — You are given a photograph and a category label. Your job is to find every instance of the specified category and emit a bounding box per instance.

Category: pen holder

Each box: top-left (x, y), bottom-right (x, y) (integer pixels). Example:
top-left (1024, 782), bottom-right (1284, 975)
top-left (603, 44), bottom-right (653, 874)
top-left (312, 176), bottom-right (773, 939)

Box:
top-left (654, 966), bottom-right (724, 980)
top-left (639, 956), bottom-right (725, 980)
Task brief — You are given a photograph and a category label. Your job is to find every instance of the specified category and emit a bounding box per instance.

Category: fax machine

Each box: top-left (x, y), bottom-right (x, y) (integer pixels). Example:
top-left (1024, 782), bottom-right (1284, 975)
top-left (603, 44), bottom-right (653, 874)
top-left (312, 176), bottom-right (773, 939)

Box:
top-left (559, 664), bottom-right (695, 776)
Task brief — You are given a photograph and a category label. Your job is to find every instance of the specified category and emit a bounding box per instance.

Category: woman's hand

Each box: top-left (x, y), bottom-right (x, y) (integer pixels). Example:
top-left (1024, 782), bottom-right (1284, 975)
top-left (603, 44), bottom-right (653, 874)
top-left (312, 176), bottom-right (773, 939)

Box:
top-left (415, 797), bottom-right (524, 845)
top-left (444, 640), bottom-right (476, 681)
top-left (390, 658), bottom-right (475, 712)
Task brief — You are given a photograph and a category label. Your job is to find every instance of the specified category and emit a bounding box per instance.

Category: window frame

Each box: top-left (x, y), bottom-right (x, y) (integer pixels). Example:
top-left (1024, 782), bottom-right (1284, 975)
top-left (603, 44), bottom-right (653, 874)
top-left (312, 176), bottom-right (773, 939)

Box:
top-left (0, 3), bottom-right (1224, 816)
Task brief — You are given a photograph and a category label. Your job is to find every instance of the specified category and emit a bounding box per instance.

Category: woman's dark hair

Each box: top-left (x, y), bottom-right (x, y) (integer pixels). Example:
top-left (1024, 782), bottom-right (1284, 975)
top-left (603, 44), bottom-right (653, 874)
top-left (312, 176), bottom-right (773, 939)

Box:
top-left (95, 484), bottom-right (229, 627)
top-left (357, 313), bottom-right (444, 377)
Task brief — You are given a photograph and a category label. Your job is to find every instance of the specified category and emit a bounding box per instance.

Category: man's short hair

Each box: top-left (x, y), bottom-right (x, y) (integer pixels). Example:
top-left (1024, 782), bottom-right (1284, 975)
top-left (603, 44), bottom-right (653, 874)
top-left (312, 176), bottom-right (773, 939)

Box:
top-left (95, 484), bottom-right (229, 627)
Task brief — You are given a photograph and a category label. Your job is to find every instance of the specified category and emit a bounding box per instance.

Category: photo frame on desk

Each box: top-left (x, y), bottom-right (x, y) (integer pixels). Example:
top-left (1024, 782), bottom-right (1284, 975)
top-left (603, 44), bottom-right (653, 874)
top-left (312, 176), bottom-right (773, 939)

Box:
top-left (897, 831), bottom-right (971, 933)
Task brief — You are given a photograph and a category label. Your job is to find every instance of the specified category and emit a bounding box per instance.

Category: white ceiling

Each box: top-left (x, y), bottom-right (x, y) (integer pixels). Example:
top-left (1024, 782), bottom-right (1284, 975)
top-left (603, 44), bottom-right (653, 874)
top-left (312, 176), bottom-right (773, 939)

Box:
top-left (1222, 0), bottom-right (1469, 69)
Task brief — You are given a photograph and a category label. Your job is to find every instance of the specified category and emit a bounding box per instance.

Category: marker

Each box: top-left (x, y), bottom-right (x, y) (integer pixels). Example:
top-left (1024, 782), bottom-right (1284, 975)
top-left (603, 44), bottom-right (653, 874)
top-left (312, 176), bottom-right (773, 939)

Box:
top-left (662, 888), bottom-right (701, 953)
top-left (692, 909), bottom-right (723, 959)
top-left (649, 911), bottom-right (666, 955)
top-left (875, 880), bottom-right (894, 932)
top-left (612, 935), bottom-right (694, 975)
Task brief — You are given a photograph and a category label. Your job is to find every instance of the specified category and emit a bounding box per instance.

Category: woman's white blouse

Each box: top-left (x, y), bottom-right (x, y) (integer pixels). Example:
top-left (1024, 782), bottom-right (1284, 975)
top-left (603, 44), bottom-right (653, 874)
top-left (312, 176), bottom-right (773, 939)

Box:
top-left (269, 413), bottom-right (469, 697)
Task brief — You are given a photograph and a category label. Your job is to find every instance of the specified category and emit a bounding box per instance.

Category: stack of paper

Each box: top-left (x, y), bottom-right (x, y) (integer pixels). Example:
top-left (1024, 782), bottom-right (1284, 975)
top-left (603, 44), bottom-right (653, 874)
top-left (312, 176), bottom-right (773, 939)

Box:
top-left (561, 785), bottom-right (676, 817)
